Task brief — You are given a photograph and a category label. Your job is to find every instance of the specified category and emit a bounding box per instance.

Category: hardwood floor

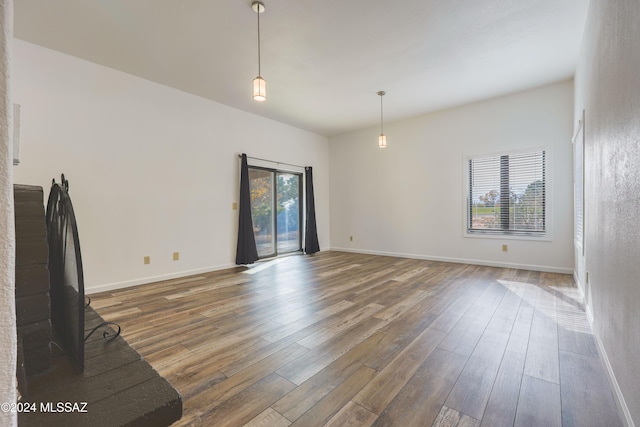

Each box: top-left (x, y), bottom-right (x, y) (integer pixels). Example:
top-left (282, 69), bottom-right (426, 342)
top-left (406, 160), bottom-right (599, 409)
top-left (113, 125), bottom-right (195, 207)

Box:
top-left (90, 252), bottom-right (623, 426)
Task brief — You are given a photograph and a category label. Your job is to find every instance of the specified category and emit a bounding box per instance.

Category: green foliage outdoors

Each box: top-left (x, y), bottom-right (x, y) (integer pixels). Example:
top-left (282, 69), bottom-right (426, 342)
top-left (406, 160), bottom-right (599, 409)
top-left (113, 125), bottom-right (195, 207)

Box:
top-left (472, 180), bottom-right (544, 230)
top-left (250, 173), bottom-right (300, 237)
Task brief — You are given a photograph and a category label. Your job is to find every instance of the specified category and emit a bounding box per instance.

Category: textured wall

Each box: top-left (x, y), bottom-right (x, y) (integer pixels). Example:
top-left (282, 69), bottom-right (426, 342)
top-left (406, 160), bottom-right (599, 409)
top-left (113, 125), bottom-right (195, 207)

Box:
top-left (0, 1), bottom-right (17, 425)
top-left (574, 0), bottom-right (640, 425)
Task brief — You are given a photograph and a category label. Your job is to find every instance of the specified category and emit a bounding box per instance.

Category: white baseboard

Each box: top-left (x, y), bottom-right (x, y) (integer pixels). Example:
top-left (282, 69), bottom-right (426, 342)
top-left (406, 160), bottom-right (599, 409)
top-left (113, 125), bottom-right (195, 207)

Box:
top-left (573, 273), bottom-right (594, 323)
top-left (590, 322), bottom-right (635, 427)
top-left (330, 247), bottom-right (573, 274)
top-left (575, 272), bottom-right (635, 427)
top-left (86, 263), bottom-right (236, 294)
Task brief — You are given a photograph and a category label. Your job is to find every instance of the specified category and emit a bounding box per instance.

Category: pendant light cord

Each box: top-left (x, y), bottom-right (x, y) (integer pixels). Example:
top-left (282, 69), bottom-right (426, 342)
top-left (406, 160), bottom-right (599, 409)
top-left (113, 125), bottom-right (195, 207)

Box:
top-left (257, 6), bottom-right (262, 77)
top-left (380, 94), bottom-right (384, 134)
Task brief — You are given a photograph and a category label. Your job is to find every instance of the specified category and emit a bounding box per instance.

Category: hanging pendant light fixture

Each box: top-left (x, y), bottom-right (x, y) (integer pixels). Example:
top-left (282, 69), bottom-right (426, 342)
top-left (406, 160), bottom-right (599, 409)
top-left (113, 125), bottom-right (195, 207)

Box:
top-left (252, 1), bottom-right (266, 101)
top-left (377, 91), bottom-right (387, 148)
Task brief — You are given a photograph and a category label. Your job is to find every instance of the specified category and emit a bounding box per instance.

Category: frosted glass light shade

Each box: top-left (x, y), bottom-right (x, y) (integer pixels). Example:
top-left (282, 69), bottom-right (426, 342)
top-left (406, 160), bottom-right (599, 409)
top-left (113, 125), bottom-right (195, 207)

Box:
top-left (379, 134), bottom-right (387, 148)
top-left (253, 76), bottom-right (266, 101)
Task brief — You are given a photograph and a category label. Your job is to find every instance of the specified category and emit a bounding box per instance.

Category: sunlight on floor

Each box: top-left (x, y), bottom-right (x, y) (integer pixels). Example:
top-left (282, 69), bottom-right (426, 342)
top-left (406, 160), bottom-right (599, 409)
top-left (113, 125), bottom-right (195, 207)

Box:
top-left (497, 279), bottom-right (592, 335)
top-left (243, 257), bottom-right (291, 275)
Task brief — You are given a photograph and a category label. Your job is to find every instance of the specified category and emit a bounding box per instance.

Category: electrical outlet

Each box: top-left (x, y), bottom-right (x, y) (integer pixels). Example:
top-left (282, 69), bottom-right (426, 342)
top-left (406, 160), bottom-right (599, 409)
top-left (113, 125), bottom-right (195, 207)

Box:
top-left (350, 236), bottom-right (353, 241)
top-left (144, 256), bottom-right (150, 264)
top-left (173, 252), bottom-right (180, 261)
top-left (502, 244), bottom-right (508, 252)
top-left (232, 202), bottom-right (238, 210)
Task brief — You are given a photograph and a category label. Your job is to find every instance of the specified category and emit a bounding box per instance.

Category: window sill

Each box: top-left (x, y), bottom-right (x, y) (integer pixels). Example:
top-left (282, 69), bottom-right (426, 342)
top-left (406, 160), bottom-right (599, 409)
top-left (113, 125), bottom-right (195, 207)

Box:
top-left (463, 230), bottom-right (551, 242)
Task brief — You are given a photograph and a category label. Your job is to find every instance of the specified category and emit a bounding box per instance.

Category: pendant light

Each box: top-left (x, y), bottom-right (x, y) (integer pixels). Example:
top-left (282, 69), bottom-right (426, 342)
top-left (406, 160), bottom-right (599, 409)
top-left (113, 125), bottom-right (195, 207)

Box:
top-left (252, 1), bottom-right (266, 101)
top-left (377, 91), bottom-right (387, 148)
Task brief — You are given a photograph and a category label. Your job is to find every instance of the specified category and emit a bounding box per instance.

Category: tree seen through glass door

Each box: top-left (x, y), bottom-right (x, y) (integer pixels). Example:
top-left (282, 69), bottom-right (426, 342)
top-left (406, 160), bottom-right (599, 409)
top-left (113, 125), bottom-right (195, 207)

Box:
top-left (248, 167), bottom-right (301, 258)
top-left (276, 173), bottom-right (300, 253)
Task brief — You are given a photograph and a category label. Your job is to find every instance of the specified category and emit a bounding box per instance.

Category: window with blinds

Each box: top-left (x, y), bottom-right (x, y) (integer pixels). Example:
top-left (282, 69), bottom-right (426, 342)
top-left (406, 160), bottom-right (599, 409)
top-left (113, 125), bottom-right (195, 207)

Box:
top-left (468, 150), bottom-right (546, 235)
top-left (573, 117), bottom-right (584, 252)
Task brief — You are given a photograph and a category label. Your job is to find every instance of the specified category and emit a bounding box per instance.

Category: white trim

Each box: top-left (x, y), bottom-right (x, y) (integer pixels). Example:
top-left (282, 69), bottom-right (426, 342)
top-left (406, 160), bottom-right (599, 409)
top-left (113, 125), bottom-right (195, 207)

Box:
top-left (574, 273), bottom-right (594, 323)
top-left (86, 263), bottom-right (236, 294)
top-left (572, 110), bottom-right (585, 256)
top-left (590, 321), bottom-right (635, 427)
top-left (330, 247), bottom-right (573, 274)
top-left (464, 232), bottom-right (552, 242)
top-left (573, 270), bottom-right (582, 294)
top-left (574, 273), bottom-right (633, 427)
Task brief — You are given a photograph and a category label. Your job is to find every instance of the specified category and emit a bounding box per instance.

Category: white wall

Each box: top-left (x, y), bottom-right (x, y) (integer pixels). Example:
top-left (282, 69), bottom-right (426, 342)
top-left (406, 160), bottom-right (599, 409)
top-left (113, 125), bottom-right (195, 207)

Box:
top-left (329, 80), bottom-right (574, 273)
top-left (12, 40), bottom-right (330, 293)
top-left (574, 0), bottom-right (640, 425)
top-left (0, 1), bottom-right (17, 425)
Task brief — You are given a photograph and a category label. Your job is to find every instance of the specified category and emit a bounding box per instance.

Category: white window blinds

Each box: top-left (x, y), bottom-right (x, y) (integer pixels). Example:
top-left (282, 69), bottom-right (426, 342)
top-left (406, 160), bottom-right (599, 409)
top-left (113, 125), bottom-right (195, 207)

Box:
top-left (468, 150), bottom-right (546, 235)
top-left (573, 118), bottom-right (584, 252)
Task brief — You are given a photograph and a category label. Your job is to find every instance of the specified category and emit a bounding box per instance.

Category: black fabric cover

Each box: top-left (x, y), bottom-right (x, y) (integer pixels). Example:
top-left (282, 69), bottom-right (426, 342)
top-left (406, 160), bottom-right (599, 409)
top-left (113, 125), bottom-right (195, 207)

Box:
top-left (304, 167), bottom-right (320, 254)
top-left (46, 175), bottom-right (85, 371)
top-left (235, 154), bottom-right (259, 264)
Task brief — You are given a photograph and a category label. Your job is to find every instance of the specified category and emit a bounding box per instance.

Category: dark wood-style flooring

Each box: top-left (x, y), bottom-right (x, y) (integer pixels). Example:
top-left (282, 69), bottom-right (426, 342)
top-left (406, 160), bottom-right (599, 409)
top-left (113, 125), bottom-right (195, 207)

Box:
top-left (90, 251), bottom-right (623, 426)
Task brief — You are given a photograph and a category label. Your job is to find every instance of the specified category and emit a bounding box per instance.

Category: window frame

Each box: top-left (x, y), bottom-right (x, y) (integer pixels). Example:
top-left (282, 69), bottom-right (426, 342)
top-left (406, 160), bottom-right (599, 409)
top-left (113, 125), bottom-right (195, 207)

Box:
top-left (463, 147), bottom-right (552, 241)
top-left (572, 112), bottom-right (585, 255)
top-left (248, 165), bottom-right (304, 259)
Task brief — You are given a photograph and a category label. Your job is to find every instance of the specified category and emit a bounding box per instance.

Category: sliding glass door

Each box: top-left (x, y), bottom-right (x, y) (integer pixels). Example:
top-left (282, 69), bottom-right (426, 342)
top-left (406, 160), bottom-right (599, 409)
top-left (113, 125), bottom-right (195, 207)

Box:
top-left (248, 168), bottom-right (275, 257)
top-left (276, 172), bottom-right (301, 254)
top-left (248, 167), bottom-right (302, 258)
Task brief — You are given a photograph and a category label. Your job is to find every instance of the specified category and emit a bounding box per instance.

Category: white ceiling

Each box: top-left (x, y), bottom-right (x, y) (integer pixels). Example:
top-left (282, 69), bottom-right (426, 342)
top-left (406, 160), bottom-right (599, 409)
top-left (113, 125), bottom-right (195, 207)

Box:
top-left (14, 0), bottom-right (588, 137)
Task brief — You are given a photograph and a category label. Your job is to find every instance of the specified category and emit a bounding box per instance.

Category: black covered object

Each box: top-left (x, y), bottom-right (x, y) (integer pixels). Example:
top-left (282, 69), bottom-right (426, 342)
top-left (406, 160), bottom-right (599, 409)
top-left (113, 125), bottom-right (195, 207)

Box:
top-left (46, 174), bottom-right (85, 371)
top-left (304, 167), bottom-right (320, 254)
top-left (236, 154), bottom-right (260, 264)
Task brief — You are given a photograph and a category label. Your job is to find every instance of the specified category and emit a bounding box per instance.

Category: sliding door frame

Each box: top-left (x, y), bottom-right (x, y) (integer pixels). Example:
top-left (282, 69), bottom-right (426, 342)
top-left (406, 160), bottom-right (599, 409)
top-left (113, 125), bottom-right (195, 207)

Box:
top-left (248, 165), bottom-right (303, 259)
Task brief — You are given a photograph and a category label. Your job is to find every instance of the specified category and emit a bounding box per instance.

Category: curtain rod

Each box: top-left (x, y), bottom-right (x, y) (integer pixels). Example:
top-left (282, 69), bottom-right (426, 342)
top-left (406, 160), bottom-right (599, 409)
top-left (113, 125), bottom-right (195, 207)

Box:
top-left (238, 154), bottom-right (306, 169)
